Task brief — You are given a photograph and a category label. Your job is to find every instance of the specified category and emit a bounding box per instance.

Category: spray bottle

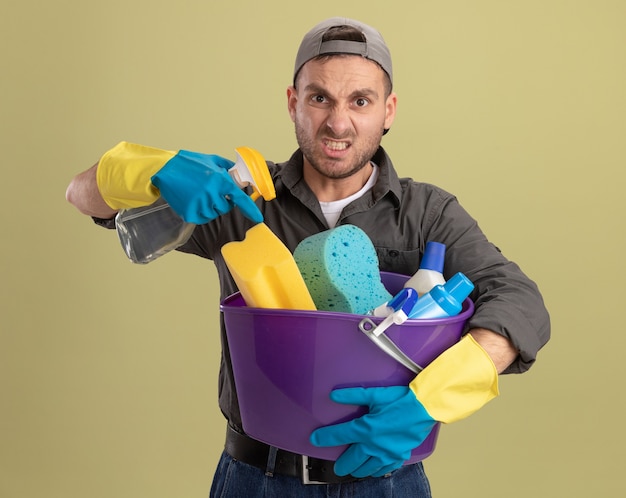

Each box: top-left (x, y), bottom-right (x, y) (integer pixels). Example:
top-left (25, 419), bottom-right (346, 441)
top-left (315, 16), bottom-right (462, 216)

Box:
top-left (403, 241), bottom-right (446, 296)
top-left (407, 272), bottom-right (474, 319)
top-left (115, 147), bottom-right (275, 264)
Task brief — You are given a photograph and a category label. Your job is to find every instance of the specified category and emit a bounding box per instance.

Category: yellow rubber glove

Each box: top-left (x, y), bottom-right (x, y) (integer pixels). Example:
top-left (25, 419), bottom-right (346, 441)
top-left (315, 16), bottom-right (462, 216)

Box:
top-left (409, 333), bottom-right (499, 423)
top-left (310, 333), bottom-right (499, 477)
top-left (96, 141), bottom-right (176, 210)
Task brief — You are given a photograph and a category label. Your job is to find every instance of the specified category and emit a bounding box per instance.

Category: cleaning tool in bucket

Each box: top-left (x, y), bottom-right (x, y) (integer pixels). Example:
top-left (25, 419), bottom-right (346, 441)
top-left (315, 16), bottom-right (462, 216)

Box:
top-left (366, 272), bottom-right (474, 341)
top-left (293, 225), bottom-right (392, 314)
top-left (358, 316), bottom-right (424, 374)
top-left (358, 273), bottom-right (475, 374)
top-left (359, 288), bottom-right (424, 373)
top-left (407, 272), bottom-right (474, 319)
top-left (370, 286), bottom-right (419, 318)
top-left (403, 241), bottom-right (447, 296)
top-left (221, 271), bottom-right (474, 463)
top-left (367, 287), bottom-right (419, 333)
top-left (221, 223), bottom-right (316, 310)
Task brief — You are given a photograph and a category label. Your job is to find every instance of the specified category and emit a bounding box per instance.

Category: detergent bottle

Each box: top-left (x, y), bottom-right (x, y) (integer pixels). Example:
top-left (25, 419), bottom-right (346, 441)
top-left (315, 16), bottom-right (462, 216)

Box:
top-left (407, 272), bottom-right (474, 319)
top-left (115, 147), bottom-right (275, 264)
top-left (404, 241), bottom-right (446, 296)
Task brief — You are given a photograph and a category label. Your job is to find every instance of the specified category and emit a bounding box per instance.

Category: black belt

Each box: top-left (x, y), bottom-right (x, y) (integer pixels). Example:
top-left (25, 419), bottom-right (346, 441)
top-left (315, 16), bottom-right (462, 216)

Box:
top-left (224, 424), bottom-right (362, 485)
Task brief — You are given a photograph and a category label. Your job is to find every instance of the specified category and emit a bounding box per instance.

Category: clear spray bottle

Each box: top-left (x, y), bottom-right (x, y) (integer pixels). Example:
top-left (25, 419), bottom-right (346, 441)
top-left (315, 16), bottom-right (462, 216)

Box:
top-left (115, 147), bottom-right (275, 264)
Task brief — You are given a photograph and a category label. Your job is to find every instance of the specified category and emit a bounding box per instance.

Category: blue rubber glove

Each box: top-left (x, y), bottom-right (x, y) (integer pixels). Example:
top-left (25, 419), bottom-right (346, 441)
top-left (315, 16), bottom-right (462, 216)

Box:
top-left (311, 335), bottom-right (499, 478)
top-left (151, 150), bottom-right (263, 224)
top-left (310, 386), bottom-right (437, 478)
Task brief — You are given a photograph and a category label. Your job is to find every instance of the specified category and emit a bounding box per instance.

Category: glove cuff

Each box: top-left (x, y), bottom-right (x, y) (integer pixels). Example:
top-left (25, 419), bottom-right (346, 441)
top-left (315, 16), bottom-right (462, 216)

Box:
top-left (409, 334), bottom-right (499, 423)
top-left (96, 141), bottom-right (176, 210)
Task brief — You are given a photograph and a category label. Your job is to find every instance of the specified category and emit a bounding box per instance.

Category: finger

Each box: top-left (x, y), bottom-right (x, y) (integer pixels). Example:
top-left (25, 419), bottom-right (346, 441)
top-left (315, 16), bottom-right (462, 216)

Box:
top-left (333, 443), bottom-right (369, 477)
top-left (183, 195), bottom-right (222, 224)
top-left (226, 187), bottom-right (263, 223)
top-left (350, 455), bottom-right (389, 479)
top-left (330, 386), bottom-right (404, 406)
top-left (329, 387), bottom-right (375, 406)
top-left (310, 421), bottom-right (359, 447)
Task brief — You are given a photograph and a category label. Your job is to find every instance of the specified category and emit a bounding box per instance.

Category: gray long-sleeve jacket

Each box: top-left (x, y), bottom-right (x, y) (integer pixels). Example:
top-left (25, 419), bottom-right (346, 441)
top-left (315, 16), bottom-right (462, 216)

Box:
top-left (172, 146), bottom-right (550, 430)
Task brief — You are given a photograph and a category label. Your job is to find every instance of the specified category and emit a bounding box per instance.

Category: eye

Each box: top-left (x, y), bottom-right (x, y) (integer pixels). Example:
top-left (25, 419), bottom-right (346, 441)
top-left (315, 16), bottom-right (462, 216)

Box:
top-left (311, 94), bottom-right (328, 104)
top-left (354, 97), bottom-right (370, 108)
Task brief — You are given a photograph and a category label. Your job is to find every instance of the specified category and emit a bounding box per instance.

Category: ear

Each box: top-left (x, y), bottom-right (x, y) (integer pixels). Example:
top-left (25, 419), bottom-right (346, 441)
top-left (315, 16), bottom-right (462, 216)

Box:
top-left (383, 92), bottom-right (398, 130)
top-left (286, 86), bottom-right (298, 122)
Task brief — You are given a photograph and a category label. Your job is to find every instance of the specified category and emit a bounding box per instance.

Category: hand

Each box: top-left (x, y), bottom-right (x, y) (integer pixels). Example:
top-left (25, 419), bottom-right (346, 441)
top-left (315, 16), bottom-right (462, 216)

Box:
top-left (95, 142), bottom-right (265, 224)
top-left (151, 150), bottom-right (263, 224)
top-left (311, 335), bottom-right (500, 478)
top-left (310, 386), bottom-right (437, 478)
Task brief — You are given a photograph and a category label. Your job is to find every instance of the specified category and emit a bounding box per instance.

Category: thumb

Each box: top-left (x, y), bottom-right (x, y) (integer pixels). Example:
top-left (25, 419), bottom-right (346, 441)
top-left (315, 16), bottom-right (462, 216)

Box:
top-left (330, 386), bottom-right (409, 407)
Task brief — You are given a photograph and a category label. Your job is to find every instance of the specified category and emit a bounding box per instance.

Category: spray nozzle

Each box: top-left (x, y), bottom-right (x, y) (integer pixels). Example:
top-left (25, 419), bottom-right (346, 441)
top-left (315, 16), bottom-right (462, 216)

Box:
top-left (229, 147), bottom-right (276, 202)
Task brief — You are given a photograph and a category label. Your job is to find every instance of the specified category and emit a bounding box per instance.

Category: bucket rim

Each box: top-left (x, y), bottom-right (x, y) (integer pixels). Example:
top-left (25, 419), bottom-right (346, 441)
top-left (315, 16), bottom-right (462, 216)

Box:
top-left (220, 271), bottom-right (475, 325)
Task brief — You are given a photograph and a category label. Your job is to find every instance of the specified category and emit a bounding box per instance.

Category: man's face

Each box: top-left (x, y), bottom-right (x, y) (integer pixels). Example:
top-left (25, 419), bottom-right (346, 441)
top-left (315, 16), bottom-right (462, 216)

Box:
top-left (287, 56), bottom-right (396, 180)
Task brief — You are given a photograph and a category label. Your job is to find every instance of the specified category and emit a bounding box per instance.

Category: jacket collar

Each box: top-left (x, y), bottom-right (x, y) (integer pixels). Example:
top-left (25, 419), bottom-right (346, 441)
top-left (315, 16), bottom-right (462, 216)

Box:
top-left (280, 146), bottom-right (402, 208)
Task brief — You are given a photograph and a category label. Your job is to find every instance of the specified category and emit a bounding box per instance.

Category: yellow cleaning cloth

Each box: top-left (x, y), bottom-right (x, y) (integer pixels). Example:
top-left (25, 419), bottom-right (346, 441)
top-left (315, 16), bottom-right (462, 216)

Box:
top-left (221, 224), bottom-right (317, 310)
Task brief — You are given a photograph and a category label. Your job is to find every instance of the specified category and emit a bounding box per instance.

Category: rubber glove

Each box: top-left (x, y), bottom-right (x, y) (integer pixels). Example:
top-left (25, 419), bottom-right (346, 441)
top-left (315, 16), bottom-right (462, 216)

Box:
top-left (96, 141), bottom-right (175, 209)
top-left (96, 141), bottom-right (263, 224)
top-left (151, 150), bottom-right (262, 224)
top-left (311, 385), bottom-right (436, 478)
top-left (311, 334), bottom-right (499, 477)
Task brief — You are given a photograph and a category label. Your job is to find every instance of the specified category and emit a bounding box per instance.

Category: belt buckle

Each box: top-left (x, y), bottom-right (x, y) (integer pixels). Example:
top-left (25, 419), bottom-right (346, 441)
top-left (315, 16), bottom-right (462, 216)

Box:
top-left (300, 455), bottom-right (327, 485)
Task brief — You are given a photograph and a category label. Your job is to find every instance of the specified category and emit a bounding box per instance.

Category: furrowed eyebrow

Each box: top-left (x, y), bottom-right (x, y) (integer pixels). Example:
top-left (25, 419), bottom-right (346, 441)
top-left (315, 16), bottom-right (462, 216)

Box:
top-left (303, 83), bottom-right (329, 95)
top-left (349, 88), bottom-right (379, 100)
top-left (303, 83), bottom-right (380, 101)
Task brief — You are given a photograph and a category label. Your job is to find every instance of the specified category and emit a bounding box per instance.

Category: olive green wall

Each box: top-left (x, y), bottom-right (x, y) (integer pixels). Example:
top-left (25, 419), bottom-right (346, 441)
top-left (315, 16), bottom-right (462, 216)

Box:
top-left (2, 1), bottom-right (624, 497)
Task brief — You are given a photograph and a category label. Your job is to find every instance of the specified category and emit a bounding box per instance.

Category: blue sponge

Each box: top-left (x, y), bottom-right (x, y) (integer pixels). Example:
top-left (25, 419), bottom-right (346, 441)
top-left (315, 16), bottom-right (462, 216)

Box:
top-left (293, 225), bottom-right (392, 314)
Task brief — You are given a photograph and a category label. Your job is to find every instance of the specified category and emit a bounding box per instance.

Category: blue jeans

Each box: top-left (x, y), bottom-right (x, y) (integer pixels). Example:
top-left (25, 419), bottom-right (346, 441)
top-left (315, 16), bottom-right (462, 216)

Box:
top-left (209, 451), bottom-right (432, 497)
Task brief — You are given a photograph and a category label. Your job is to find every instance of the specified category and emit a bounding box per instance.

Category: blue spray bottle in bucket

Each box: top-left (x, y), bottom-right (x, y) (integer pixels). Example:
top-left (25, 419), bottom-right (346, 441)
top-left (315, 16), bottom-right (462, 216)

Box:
top-left (407, 272), bottom-right (474, 319)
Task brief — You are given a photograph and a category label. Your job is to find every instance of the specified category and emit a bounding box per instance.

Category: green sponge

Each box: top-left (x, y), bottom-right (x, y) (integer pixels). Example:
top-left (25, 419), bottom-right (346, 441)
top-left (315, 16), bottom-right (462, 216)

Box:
top-left (293, 225), bottom-right (392, 314)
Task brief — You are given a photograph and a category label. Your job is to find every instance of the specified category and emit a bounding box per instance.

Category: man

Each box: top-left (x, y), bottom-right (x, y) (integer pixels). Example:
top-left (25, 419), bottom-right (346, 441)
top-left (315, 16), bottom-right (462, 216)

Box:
top-left (67, 17), bottom-right (550, 497)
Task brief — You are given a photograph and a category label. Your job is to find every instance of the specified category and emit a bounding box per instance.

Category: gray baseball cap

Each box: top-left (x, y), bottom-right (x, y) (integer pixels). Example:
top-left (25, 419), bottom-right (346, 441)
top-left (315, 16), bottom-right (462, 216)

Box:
top-left (294, 17), bottom-right (393, 86)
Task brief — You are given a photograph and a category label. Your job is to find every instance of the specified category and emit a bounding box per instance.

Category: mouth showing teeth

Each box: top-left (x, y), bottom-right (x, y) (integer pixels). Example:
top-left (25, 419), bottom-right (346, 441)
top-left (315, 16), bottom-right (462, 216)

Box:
top-left (325, 140), bottom-right (349, 151)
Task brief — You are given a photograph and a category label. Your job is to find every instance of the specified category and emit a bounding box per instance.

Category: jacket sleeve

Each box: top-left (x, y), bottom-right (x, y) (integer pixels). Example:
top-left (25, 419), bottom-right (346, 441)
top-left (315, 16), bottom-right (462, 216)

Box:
top-left (425, 193), bottom-right (550, 374)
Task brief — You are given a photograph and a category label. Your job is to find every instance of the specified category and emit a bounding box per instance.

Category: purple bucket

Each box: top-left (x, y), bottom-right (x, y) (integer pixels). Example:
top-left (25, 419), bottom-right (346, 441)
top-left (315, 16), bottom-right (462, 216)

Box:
top-left (220, 272), bottom-right (474, 463)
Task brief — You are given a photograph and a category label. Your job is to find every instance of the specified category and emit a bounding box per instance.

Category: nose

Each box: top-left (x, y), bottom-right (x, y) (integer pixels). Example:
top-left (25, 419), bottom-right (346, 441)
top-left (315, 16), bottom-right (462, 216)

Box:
top-left (325, 105), bottom-right (352, 137)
